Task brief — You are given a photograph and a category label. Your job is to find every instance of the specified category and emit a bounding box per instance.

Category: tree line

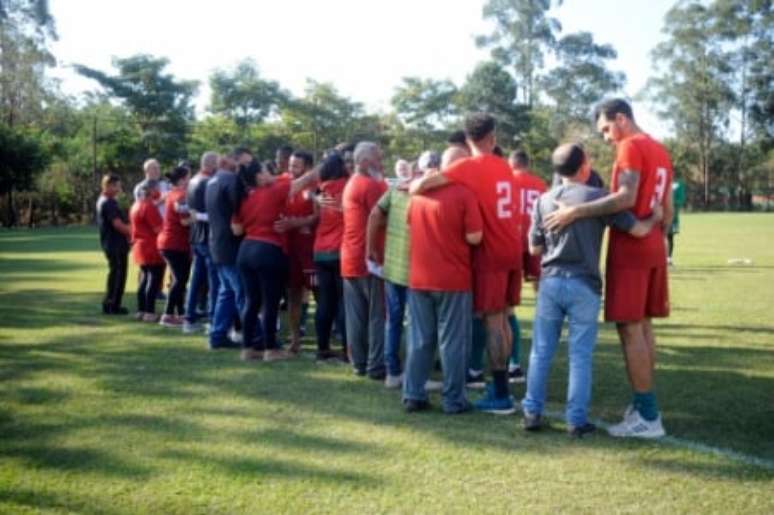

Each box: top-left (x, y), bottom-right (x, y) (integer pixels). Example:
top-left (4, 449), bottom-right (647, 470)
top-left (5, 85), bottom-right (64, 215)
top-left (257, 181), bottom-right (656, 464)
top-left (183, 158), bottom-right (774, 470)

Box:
top-left (0, 0), bottom-right (771, 227)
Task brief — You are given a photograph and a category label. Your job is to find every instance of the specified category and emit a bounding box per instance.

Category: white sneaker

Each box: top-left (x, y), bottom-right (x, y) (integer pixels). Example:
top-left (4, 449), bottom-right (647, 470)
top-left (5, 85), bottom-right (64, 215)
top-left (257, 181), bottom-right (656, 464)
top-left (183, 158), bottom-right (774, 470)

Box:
top-left (608, 408), bottom-right (666, 438)
top-left (425, 379), bottom-right (443, 392)
top-left (182, 321), bottom-right (199, 334)
top-left (228, 328), bottom-right (243, 345)
top-left (384, 374), bottom-right (403, 389)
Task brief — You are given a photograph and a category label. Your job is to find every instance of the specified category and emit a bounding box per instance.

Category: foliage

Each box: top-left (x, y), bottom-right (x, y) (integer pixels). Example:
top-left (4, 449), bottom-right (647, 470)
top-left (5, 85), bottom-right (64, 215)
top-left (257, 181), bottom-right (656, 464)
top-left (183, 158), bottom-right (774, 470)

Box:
top-left (390, 77), bottom-right (459, 131)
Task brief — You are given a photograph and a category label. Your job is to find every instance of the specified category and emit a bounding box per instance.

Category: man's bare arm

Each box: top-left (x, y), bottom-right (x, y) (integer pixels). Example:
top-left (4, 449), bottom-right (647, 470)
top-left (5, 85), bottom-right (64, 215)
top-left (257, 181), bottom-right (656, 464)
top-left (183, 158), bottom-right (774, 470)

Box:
top-left (366, 205), bottom-right (387, 261)
top-left (408, 173), bottom-right (448, 195)
top-left (542, 171), bottom-right (640, 231)
top-left (529, 243), bottom-right (544, 256)
top-left (289, 167), bottom-right (320, 198)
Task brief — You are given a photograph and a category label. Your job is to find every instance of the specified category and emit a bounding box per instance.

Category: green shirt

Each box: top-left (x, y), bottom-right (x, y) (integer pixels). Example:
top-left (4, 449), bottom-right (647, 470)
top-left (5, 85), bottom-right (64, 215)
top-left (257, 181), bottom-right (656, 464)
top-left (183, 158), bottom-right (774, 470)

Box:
top-left (671, 180), bottom-right (686, 234)
top-left (378, 188), bottom-right (411, 286)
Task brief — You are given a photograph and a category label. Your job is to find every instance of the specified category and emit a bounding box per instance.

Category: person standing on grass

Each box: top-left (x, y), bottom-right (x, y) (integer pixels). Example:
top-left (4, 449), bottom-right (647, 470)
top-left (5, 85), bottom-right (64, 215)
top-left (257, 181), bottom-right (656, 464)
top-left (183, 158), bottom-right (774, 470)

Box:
top-left (668, 177), bottom-right (686, 265)
top-left (543, 99), bottom-right (674, 438)
top-left (410, 113), bottom-right (523, 415)
top-left (157, 165), bottom-right (192, 328)
top-left (402, 148), bottom-right (483, 414)
top-left (97, 173), bottom-right (131, 315)
top-left (130, 180), bottom-right (165, 322)
top-left (341, 142), bottom-right (388, 380)
top-left (523, 143), bottom-right (663, 437)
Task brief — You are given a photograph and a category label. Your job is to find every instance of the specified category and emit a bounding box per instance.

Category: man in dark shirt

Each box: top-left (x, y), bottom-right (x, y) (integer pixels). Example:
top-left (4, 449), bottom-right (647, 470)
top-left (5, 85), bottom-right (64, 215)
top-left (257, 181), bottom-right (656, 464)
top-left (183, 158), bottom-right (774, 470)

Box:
top-left (96, 174), bottom-right (131, 315)
top-left (522, 143), bottom-right (660, 437)
top-left (205, 152), bottom-right (246, 349)
top-left (183, 151), bottom-right (220, 333)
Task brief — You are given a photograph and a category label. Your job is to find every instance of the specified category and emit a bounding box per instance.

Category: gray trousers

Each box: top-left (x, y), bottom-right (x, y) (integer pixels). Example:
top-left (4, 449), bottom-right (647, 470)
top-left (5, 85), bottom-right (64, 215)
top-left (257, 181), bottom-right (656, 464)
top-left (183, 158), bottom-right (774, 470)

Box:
top-left (402, 289), bottom-right (472, 413)
top-left (343, 276), bottom-right (385, 376)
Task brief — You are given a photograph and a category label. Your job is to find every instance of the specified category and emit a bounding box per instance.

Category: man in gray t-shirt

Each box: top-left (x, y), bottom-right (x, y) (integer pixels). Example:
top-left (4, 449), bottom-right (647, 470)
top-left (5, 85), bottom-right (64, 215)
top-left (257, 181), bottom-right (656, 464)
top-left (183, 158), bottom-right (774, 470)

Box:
top-left (521, 143), bottom-right (661, 437)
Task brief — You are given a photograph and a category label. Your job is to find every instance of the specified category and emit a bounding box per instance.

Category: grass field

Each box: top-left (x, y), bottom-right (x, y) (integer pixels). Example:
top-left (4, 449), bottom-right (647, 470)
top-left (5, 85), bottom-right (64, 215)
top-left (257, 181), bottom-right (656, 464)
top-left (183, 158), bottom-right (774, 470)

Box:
top-left (1, 213), bottom-right (773, 514)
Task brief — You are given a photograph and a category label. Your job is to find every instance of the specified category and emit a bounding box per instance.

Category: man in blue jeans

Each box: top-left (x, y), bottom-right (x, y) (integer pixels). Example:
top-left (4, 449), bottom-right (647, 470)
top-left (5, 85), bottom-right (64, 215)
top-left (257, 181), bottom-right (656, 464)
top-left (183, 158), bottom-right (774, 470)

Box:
top-left (183, 151), bottom-right (220, 334)
top-left (523, 143), bottom-right (661, 436)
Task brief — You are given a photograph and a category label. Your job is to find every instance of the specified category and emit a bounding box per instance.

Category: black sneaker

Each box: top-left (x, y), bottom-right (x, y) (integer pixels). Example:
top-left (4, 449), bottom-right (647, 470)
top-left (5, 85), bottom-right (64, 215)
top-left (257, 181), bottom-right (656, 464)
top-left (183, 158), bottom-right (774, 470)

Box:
top-left (208, 338), bottom-right (241, 350)
top-left (523, 412), bottom-right (545, 431)
top-left (466, 370), bottom-right (486, 389)
top-left (568, 422), bottom-right (596, 439)
top-left (315, 349), bottom-right (341, 363)
top-left (368, 370), bottom-right (387, 381)
top-left (508, 366), bottom-right (525, 384)
top-left (403, 399), bottom-right (431, 413)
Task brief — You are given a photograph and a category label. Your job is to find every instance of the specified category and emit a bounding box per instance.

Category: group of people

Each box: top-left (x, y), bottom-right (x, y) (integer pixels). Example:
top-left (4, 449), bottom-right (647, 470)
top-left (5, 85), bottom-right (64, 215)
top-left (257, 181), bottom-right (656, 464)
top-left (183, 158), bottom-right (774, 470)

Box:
top-left (96, 98), bottom-right (674, 439)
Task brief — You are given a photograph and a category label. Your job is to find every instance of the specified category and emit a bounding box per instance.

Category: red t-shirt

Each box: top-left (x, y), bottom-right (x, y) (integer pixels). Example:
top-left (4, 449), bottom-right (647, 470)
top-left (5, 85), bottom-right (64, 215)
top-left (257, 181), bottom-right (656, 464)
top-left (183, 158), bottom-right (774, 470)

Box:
top-left (130, 199), bottom-right (164, 265)
top-left (157, 188), bottom-right (190, 252)
top-left (314, 178), bottom-right (347, 256)
top-left (512, 170), bottom-right (547, 249)
top-left (444, 154), bottom-right (522, 269)
top-left (609, 133), bottom-right (673, 269)
top-left (408, 184), bottom-right (483, 291)
top-left (234, 178), bottom-right (291, 250)
top-left (340, 174), bottom-right (387, 278)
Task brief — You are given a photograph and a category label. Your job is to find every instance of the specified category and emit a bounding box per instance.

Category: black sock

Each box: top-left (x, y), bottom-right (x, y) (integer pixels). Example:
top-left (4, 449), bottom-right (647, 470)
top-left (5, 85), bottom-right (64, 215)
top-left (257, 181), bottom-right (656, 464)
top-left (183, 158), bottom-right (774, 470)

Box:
top-left (492, 370), bottom-right (509, 398)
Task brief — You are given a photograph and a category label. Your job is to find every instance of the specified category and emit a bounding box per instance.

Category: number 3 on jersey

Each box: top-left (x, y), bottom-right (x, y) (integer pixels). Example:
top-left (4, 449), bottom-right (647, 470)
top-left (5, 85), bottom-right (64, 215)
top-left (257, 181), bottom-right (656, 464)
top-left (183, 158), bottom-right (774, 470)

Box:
top-left (496, 181), bottom-right (513, 219)
top-left (650, 167), bottom-right (668, 209)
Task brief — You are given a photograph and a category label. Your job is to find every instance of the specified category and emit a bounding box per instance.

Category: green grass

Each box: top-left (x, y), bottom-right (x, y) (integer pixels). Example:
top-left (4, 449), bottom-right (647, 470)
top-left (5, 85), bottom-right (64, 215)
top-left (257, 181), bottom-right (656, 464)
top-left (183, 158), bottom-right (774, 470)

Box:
top-left (1, 214), bottom-right (773, 514)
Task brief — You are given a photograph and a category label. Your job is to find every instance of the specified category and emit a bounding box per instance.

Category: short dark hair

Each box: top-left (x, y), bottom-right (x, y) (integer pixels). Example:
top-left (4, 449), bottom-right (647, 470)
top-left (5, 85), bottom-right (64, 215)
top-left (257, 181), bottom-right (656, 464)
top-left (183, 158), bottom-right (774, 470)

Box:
top-left (594, 98), bottom-right (634, 122)
top-left (493, 145), bottom-right (504, 157)
top-left (239, 159), bottom-right (262, 187)
top-left (464, 113), bottom-right (496, 142)
top-left (101, 173), bottom-right (121, 189)
top-left (292, 150), bottom-right (314, 168)
top-left (447, 130), bottom-right (466, 146)
top-left (262, 160), bottom-right (278, 175)
top-left (552, 143), bottom-right (585, 177)
top-left (319, 154), bottom-right (347, 182)
top-left (510, 149), bottom-right (529, 167)
top-left (276, 145), bottom-right (294, 158)
top-left (232, 146), bottom-right (253, 158)
top-left (165, 165), bottom-right (190, 185)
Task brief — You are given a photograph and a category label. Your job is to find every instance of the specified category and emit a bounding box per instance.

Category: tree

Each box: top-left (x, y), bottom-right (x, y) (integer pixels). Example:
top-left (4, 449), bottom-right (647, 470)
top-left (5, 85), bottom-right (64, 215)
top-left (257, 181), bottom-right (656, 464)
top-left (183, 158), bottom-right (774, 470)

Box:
top-left (646, 1), bottom-right (735, 206)
top-left (0, 124), bottom-right (48, 226)
top-left (541, 32), bottom-right (625, 137)
top-left (75, 54), bottom-right (198, 164)
top-left (209, 59), bottom-right (288, 133)
top-left (458, 61), bottom-right (529, 146)
top-left (476, 0), bottom-right (561, 107)
top-left (390, 77), bottom-right (459, 132)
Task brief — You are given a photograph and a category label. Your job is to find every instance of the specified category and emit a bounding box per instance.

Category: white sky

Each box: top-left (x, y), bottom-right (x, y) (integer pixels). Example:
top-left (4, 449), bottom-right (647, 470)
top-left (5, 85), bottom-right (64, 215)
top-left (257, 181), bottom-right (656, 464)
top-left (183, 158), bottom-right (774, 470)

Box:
top-left (49, 0), bottom-right (674, 138)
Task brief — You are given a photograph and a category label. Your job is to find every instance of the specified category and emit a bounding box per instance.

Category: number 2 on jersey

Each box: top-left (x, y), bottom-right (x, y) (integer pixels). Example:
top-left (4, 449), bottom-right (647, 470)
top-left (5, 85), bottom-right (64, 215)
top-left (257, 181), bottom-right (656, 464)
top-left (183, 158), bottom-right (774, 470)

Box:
top-left (496, 181), bottom-right (513, 219)
top-left (650, 167), bottom-right (668, 209)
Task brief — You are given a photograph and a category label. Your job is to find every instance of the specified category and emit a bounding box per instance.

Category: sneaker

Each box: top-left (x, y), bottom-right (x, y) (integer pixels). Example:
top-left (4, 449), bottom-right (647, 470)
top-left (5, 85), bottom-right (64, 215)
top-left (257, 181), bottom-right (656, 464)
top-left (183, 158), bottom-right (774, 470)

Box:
top-left (264, 349), bottom-right (293, 362)
top-left (159, 314), bottom-right (182, 328)
top-left (568, 422), bottom-right (596, 438)
top-left (466, 370), bottom-right (486, 390)
top-left (240, 348), bottom-right (262, 361)
top-left (425, 379), bottom-right (443, 392)
top-left (368, 370), bottom-right (387, 381)
top-left (228, 329), bottom-right (243, 345)
top-left (182, 321), bottom-right (200, 334)
top-left (142, 313), bottom-right (159, 323)
top-left (315, 349), bottom-right (343, 363)
top-left (607, 409), bottom-right (666, 439)
top-left (134, 311), bottom-right (145, 321)
top-left (403, 398), bottom-right (431, 413)
top-left (522, 411), bottom-right (545, 431)
top-left (208, 339), bottom-right (241, 350)
top-left (353, 367), bottom-right (367, 377)
top-left (474, 388), bottom-right (516, 415)
top-left (508, 365), bottom-right (526, 384)
top-left (384, 374), bottom-right (403, 389)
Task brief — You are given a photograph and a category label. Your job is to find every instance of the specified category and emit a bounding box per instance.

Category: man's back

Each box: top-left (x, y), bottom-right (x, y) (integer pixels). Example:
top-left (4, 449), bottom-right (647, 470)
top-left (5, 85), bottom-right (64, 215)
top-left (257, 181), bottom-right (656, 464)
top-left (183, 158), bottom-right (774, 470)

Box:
top-left (341, 173), bottom-right (386, 278)
top-left (205, 170), bottom-right (242, 265)
top-left (187, 172), bottom-right (210, 245)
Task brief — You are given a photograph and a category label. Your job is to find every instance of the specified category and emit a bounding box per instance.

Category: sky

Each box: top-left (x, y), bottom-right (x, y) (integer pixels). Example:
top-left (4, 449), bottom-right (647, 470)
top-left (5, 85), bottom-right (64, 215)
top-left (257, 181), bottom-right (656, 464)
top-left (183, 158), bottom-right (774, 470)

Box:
top-left (49, 0), bottom-right (675, 139)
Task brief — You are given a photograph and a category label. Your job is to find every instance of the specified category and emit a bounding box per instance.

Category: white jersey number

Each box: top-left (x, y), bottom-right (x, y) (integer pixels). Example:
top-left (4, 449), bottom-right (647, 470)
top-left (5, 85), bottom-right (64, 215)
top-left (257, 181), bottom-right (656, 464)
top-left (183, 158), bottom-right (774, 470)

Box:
top-left (521, 189), bottom-right (540, 216)
top-left (496, 181), bottom-right (513, 219)
top-left (651, 167), bottom-right (668, 209)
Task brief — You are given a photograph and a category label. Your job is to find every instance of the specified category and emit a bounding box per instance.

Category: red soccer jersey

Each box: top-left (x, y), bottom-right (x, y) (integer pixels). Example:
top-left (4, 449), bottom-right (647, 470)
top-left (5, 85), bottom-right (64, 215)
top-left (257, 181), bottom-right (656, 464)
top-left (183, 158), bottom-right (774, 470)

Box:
top-left (609, 133), bottom-right (673, 268)
top-left (408, 184), bottom-right (483, 292)
top-left (130, 199), bottom-right (164, 265)
top-left (340, 174), bottom-right (387, 278)
top-left (512, 170), bottom-right (547, 248)
top-left (314, 178), bottom-right (347, 256)
top-left (444, 154), bottom-right (522, 269)
top-left (234, 178), bottom-right (291, 250)
top-left (157, 188), bottom-right (190, 252)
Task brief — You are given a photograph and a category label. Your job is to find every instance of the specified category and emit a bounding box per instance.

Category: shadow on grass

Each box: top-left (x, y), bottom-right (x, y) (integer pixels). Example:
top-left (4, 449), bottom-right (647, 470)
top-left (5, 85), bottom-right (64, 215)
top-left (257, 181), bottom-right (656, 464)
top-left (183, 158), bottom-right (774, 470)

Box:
top-left (0, 486), bottom-right (132, 515)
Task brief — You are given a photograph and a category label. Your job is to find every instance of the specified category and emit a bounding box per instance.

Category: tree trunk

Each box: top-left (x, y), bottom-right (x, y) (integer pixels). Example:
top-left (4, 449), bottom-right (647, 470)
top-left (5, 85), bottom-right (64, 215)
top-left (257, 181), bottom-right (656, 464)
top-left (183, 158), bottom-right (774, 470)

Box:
top-left (6, 189), bottom-right (17, 227)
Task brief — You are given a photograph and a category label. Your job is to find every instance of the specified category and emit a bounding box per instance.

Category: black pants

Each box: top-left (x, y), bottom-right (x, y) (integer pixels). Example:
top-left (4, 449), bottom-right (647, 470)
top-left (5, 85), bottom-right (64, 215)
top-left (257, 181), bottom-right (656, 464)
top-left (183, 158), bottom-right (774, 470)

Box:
top-left (103, 248), bottom-right (128, 313)
top-left (137, 264), bottom-right (165, 314)
top-left (667, 232), bottom-right (675, 258)
top-left (161, 250), bottom-right (191, 316)
top-left (315, 259), bottom-right (346, 352)
top-left (237, 240), bottom-right (288, 351)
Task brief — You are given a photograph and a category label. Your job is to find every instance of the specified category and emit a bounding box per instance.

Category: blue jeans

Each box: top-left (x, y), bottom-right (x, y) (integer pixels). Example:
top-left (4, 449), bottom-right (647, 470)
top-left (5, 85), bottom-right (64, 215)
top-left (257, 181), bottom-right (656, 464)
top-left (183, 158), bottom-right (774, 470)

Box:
top-left (209, 263), bottom-right (245, 345)
top-left (185, 243), bottom-right (219, 323)
top-left (384, 281), bottom-right (407, 376)
top-left (522, 276), bottom-right (601, 427)
top-left (403, 289), bottom-right (472, 413)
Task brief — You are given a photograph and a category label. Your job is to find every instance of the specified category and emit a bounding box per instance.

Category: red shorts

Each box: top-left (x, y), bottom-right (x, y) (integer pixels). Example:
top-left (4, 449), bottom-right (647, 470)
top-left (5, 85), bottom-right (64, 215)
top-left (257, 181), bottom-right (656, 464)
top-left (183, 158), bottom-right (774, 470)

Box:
top-left (474, 268), bottom-right (522, 314)
top-left (604, 266), bottom-right (669, 322)
top-left (287, 234), bottom-right (315, 290)
top-left (522, 251), bottom-right (541, 281)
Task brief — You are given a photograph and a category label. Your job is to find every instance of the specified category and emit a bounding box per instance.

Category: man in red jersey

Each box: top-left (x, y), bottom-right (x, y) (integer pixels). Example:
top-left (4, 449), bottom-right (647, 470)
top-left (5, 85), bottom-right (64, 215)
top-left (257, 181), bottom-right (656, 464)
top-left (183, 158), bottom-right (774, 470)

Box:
top-left (410, 113), bottom-right (522, 414)
top-left (543, 99), bottom-right (673, 438)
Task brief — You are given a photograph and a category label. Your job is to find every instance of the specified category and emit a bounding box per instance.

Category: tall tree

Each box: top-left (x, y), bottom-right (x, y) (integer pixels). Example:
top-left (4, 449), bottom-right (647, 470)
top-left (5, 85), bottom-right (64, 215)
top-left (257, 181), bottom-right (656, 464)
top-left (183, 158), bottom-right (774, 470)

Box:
top-left (541, 31), bottom-right (625, 137)
top-left (0, 124), bottom-right (47, 225)
top-left (476, 0), bottom-right (561, 107)
top-left (646, 1), bottom-right (734, 205)
top-left (390, 77), bottom-right (459, 132)
top-left (75, 54), bottom-right (198, 164)
top-left (209, 59), bottom-right (288, 132)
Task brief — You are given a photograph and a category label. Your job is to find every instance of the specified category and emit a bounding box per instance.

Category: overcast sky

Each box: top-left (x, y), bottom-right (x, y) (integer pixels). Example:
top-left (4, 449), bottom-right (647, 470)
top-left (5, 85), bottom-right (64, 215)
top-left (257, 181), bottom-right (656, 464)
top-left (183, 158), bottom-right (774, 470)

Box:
top-left (49, 0), bottom-right (675, 138)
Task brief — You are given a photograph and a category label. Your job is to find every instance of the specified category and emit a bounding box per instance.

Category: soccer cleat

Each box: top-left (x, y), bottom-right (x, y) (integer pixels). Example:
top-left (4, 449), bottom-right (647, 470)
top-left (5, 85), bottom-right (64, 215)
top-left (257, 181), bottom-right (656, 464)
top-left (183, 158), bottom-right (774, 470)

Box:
top-left (384, 373), bottom-right (403, 389)
top-left (508, 365), bottom-right (526, 384)
top-left (474, 388), bottom-right (516, 415)
top-left (607, 409), bottom-right (666, 439)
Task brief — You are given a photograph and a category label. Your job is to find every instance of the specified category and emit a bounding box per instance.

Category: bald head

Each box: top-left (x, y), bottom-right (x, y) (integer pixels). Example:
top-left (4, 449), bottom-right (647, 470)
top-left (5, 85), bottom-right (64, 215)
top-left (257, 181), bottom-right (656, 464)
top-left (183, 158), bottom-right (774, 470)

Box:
top-left (441, 145), bottom-right (470, 171)
top-left (200, 151), bottom-right (218, 173)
